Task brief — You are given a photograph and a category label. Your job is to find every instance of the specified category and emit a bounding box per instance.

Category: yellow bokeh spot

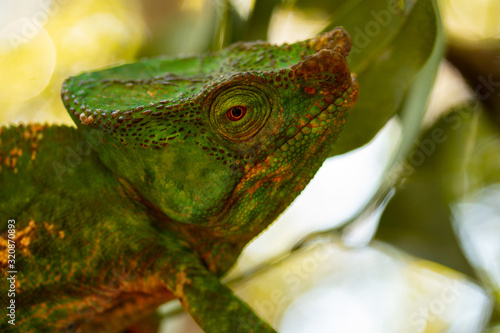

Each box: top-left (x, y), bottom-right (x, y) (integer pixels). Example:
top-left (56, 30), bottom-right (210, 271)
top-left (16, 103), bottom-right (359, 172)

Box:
top-left (0, 23), bottom-right (56, 104)
top-left (440, 0), bottom-right (500, 40)
top-left (268, 6), bottom-right (329, 44)
top-left (53, 13), bottom-right (142, 72)
top-left (0, 0), bottom-right (145, 125)
top-left (46, 0), bottom-right (145, 72)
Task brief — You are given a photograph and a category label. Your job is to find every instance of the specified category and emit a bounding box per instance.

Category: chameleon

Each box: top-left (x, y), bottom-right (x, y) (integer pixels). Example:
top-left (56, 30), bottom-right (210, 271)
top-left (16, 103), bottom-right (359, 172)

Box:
top-left (0, 27), bottom-right (358, 332)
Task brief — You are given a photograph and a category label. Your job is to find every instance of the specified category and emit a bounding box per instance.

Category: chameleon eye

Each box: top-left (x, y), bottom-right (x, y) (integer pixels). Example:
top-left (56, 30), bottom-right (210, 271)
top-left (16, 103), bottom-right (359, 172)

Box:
top-left (209, 85), bottom-right (271, 143)
top-left (227, 106), bottom-right (247, 121)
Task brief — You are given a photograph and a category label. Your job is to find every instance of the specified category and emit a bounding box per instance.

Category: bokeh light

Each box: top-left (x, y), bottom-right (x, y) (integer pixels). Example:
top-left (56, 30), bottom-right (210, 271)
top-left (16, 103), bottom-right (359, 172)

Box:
top-left (0, 0), bottom-right (145, 124)
top-left (1, 0), bottom-right (499, 332)
top-left (440, 0), bottom-right (500, 40)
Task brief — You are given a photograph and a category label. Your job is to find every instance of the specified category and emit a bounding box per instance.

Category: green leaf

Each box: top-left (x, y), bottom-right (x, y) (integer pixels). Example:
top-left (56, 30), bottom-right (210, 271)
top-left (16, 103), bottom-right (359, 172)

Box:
top-left (377, 101), bottom-right (500, 324)
top-left (243, 0), bottom-right (281, 41)
top-left (376, 104), bottom-right (479, 276)
top-left (326, 0), bottom-right (439, 155)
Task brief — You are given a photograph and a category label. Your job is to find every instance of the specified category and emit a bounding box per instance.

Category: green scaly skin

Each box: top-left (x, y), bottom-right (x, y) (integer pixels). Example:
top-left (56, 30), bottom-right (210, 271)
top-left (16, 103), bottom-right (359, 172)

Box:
top-left (0, 28), bottom-right (358, 332)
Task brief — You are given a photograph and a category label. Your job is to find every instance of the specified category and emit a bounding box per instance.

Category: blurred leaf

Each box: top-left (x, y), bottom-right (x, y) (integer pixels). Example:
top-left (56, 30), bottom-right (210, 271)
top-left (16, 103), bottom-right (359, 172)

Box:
top-left (377, 99), bottom-right (500, 299)
top-left (390, 0), bottom-right (445, 167)
top-left (325, 0), bottom-right (415, 73)
top-left (243, 0), bottom-right (281, 41)
top-left (210, 0), bottom-right (229, 50)
top-left (221, 3), bottom-right (250, 45)
top-left (391, 22), bottom-right (444, 163)
top-left (449, 104), bottom-right (500, 317)
top-left (327, 0), bottom-right (439, 155)
top-left (376, 104), bottom-right (479, 276)
top-left (294, 0), bottom-right (356, 14)
top-left (488, 324), bottom-right (500, 333)
top-left (446, 38), bottom-right (500, 128)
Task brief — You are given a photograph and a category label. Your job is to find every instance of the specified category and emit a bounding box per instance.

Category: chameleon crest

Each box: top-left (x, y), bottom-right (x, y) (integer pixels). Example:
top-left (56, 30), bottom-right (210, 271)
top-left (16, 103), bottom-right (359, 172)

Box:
top-left (1, 27), bottom-right (358, 332)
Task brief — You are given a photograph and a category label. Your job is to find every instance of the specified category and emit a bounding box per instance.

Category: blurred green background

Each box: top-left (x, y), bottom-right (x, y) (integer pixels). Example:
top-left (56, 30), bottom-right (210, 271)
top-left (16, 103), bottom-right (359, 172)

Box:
top-left (1, 0), bottom-right (499, 332)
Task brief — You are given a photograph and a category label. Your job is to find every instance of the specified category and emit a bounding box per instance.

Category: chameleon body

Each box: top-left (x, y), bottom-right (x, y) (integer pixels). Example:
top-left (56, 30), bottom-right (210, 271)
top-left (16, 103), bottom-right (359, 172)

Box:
top-left (0, 28), bottom-right (358, 332)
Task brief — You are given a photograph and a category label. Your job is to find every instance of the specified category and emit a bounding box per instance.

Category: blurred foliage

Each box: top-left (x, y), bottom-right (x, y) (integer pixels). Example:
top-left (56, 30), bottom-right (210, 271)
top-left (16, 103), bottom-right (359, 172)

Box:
top-left (376, 104), bottom-right (480, 275)
top-left (447, 39), bottom-right (500, 127)
top-left (233, 237), bottom-right (491, 332)
top-left (490, 325), bottom-right (500, 333)
top-left (376, 45), bottom-right (500, 331)
top-left (1, 0), bottom-right (500, 331)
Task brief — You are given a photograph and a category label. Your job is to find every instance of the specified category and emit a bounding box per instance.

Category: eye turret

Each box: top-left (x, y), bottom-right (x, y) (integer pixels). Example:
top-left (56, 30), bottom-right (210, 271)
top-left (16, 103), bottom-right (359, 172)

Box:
top-left (209, 85), bottom-right (271, 143)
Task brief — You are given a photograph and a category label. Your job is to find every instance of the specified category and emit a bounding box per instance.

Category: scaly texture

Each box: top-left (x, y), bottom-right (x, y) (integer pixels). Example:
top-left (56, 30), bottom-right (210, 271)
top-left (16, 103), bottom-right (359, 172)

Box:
top-left (0, 27), bottom-right (358, 332)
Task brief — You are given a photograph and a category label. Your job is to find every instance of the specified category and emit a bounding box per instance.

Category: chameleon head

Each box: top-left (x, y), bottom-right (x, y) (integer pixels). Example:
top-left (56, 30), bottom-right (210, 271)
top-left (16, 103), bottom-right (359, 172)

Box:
top-left (62, 27), bottom-right (358, 235)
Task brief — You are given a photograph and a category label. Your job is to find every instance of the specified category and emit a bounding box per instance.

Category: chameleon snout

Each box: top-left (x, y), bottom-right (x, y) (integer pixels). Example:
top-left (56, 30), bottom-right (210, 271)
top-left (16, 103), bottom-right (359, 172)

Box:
top-left (308, 26), bottom-right (352, 57)
top-left (292, 27), bottom-right (353, 83)
top-left (292, 48), bottom-right (350, 81)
